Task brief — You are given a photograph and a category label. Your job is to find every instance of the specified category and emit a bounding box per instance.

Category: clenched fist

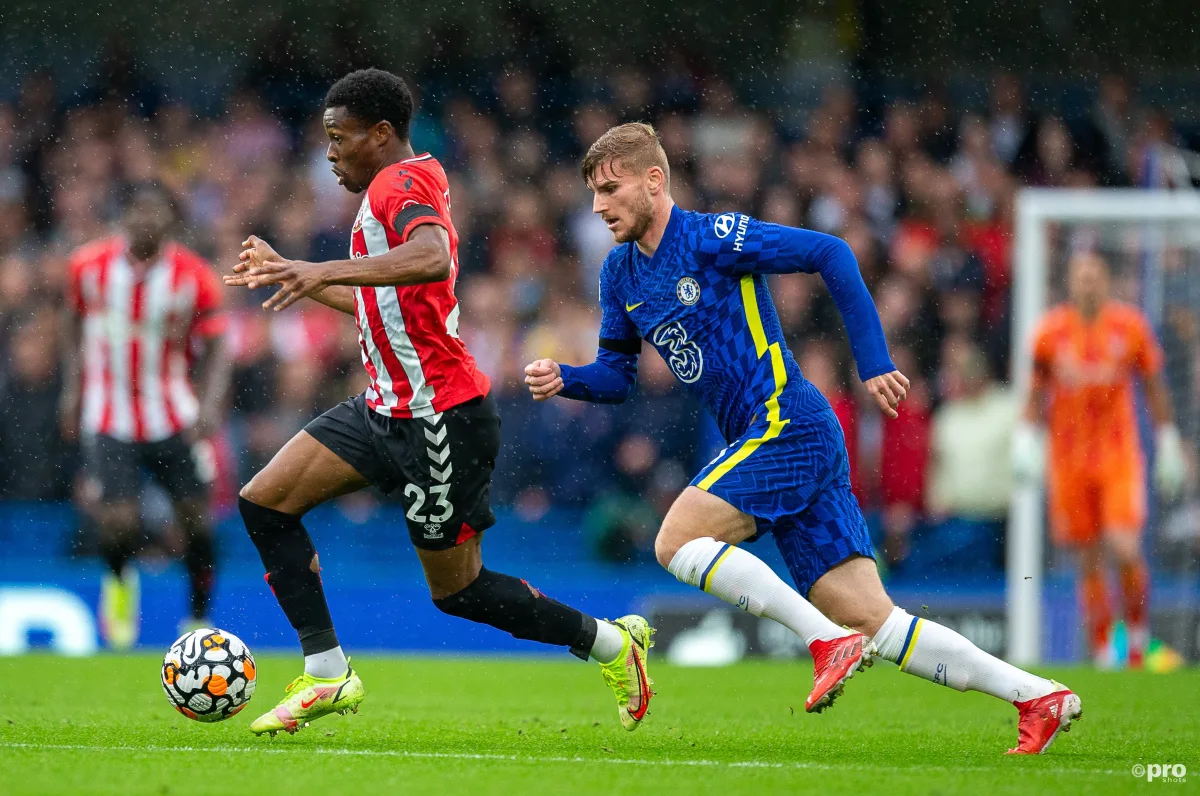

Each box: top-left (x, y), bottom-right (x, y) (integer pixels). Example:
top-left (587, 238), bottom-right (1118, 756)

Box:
top-left (524, 359), bottom-right (564, 401)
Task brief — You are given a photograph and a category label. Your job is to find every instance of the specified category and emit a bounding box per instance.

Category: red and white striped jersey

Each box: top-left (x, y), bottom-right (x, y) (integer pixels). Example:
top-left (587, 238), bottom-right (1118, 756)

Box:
top-left (349, 153), bottom-right (490, 418)
top-left (66, 238), bottom-right (228, 442)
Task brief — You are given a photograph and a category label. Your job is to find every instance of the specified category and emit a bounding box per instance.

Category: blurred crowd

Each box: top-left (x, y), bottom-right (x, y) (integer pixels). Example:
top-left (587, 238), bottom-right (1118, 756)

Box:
top-left (1, 59), bottom-right (1196, 575)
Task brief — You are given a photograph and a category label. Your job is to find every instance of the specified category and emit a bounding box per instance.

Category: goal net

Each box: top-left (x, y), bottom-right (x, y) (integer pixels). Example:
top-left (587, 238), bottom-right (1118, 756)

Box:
top-left (1008, 188), bottom-right (1200, 665)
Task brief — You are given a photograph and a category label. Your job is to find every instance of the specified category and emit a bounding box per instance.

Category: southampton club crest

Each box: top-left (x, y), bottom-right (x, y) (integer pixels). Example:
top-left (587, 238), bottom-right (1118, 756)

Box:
top-left (676, 277), bottom-right (701, 306)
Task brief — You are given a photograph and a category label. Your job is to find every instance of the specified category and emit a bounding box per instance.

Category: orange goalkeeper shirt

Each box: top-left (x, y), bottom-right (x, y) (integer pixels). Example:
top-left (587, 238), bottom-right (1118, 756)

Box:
top-left (1031, 301), bottom-right (1162, 479)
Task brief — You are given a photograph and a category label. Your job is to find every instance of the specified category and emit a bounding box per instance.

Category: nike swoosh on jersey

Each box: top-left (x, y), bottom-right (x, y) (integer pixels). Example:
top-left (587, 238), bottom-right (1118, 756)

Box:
top-left (625, 301), bottom-right (645, 311)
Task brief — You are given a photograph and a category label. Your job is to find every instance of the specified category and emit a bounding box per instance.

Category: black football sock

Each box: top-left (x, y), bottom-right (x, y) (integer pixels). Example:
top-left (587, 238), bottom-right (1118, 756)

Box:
top-left (433, 568), bottom-right (599, 660)
top-left (182, 525), bottom-right (216, 620)
top-left (100, 534), bottom-right (139, 577)
top-left (239, 496), bottom-right (339, 656)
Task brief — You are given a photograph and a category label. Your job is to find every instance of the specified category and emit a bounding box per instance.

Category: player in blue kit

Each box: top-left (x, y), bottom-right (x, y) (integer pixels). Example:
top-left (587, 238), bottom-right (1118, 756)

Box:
top-left (525, 123), bottom-right (1081, 754)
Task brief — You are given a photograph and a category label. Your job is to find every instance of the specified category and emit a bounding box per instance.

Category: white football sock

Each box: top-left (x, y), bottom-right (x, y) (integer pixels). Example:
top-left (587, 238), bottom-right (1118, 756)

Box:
top-left (304, 645), bottom-right (348, 679)
top-left (589, 620), bottom-right (627, 664)
top-left (871, 606), bottom-right (1055, 703)
top-left (667, 537), bottom-right (847, 646)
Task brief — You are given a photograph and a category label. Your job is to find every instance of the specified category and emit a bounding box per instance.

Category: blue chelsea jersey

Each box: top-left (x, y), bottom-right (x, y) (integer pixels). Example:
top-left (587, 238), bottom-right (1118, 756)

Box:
top-left (599, 206), bottom-right (831, 442)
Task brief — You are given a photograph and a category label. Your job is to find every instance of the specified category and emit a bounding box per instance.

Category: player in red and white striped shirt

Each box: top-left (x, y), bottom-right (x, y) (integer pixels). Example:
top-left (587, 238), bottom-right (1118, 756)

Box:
top-left (60, 184), bottom-right (231, 649)
top-left (224, 69), bottom-right (648, 737)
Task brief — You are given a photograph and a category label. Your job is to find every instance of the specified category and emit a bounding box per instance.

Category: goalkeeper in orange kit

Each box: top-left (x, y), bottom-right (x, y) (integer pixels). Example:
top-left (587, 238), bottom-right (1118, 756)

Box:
top-left (1015, 252), bottom-right (1187, 667)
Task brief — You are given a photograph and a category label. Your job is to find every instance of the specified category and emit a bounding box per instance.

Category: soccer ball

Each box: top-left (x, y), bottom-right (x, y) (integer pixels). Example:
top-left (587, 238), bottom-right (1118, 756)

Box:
top-left (161, 628), bottom-right (257, 722)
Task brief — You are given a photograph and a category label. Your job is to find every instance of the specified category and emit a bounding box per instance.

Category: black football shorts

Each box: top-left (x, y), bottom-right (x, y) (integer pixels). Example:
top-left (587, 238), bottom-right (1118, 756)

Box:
top-left (83, 433), bottom-right (209, 503)
top-left (304, 392), bottom-right (500, 550)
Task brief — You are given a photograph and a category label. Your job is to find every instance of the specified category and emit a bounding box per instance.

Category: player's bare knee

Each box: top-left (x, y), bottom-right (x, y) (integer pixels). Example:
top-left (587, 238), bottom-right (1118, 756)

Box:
top-left (1076, 541), bottom-right (1105, 570)
top-left (238, 478), bottom-right (264, 506)
top-left (656, 490), bottom-right (753, 569)
top-left (239, 474), bottom-right (287, 512)
top-left (428, 577), bottom-right (469, 603)
top-left (654, 531), bottom-right (681, 569)
top-left (428, 564), bottom-right (481, 604)
top-left (419, 541), bottom-right (483, 602)
top-left (655, 509), bottom-right (686, 568)
top-left (1107, 534), bottom-right (1142, 567)
top-left (654, 521), bottom-right (701, 569)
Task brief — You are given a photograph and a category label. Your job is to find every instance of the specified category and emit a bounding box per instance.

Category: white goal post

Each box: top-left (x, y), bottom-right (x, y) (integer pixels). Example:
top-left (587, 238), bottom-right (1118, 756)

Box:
top-left (1008, 188), bottom-right (1200, 666)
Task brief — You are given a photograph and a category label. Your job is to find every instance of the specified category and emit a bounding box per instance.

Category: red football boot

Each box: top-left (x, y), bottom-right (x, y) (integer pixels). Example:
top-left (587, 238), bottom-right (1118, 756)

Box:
top-left (805, 633), bottom-right (873, 713)
top-left (1007, 684), bottom-right (1082, 755)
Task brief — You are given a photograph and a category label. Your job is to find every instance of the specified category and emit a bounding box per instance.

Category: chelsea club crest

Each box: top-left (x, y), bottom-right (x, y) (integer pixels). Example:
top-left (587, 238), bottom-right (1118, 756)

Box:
top-left (676, 277), bottom-right (701, 306)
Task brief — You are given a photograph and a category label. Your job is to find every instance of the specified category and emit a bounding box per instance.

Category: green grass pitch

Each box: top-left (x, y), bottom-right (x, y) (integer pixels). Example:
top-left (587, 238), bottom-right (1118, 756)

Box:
top-left (1, 654), bottom-right (1195, 795)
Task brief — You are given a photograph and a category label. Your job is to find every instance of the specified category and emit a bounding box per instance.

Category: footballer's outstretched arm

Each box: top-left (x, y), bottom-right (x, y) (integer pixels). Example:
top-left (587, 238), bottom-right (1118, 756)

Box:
top-left (526, 259), bottom-right (641, 403)
top-left (724, 221), bottom-right (907, 416)
top-left (225, 236), bottom-right (355, 314)
top-left (525, 346), bottom-right (639, 403)
top-left (225, 224), bottom-right (452, 313)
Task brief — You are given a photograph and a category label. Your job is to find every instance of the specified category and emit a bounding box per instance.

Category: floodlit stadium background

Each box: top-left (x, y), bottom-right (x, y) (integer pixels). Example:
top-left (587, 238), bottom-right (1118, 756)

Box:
top-left (1, 0), bottom-right (1198, 662)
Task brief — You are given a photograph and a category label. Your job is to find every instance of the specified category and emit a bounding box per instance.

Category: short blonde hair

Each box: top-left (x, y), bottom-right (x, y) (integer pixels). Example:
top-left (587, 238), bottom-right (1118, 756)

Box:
top-left (581, 122), bottom-right (670, 189)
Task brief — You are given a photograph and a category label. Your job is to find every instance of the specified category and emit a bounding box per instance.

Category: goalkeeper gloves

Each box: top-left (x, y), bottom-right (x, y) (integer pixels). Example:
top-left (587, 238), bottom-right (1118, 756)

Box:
top-left (1154, 424), bottom-right (1187, 500)
top-left (1012, 422), bottom-right (1047, 485)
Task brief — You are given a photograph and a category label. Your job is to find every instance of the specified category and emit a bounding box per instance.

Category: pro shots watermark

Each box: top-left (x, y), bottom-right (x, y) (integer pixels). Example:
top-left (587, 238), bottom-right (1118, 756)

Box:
top-left (1132, 763), bottom-right (1187, 783)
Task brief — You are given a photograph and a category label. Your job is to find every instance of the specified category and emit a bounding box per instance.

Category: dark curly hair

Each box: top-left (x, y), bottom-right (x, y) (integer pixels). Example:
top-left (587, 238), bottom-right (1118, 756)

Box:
top-left (324, 68), bottom-right (415, 140)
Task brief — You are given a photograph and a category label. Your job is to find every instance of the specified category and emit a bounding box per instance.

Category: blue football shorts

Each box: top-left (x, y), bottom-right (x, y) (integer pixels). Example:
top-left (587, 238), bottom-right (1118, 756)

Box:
top-left (691, 404), bottom-right (875, 596)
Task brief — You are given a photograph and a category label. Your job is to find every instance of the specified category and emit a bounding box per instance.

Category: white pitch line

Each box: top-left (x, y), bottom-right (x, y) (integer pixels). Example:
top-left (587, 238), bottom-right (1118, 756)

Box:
top-left (0, 742), bottom-right (1121, 777)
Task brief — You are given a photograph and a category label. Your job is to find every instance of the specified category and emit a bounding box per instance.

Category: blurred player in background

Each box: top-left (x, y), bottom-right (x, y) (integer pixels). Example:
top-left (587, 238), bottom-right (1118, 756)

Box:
top-left (1015, 251), bottom-right (1186, 667)
top-left (225, 69), bottom-right (651, 737)
top-left (59, 184), bottom-right (231, 649)
top-left (527, 123), bottom-right (1080, 754)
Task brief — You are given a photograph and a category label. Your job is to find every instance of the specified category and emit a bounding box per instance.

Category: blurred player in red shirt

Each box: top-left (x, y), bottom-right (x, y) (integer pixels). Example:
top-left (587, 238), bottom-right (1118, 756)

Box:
top-left (1015, 252), bottom-right (1186, 667)
top-left (60, 184), bottom-right (231, 649)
